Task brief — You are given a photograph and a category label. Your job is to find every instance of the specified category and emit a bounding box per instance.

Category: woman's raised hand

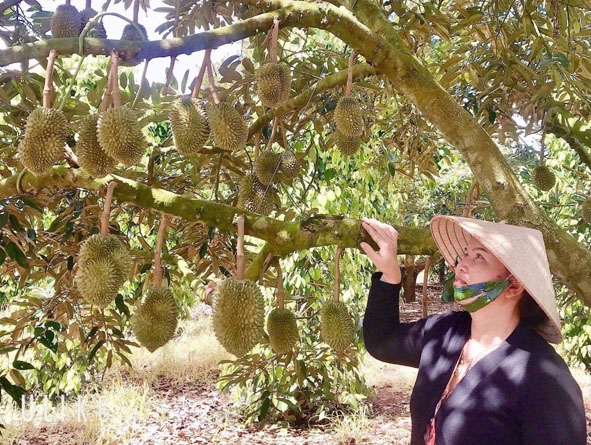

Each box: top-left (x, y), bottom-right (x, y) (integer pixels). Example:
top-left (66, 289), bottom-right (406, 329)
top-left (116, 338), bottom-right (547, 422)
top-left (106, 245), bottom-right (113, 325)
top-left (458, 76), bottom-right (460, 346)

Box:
top-left (359, 217), bottom-right (402, 284)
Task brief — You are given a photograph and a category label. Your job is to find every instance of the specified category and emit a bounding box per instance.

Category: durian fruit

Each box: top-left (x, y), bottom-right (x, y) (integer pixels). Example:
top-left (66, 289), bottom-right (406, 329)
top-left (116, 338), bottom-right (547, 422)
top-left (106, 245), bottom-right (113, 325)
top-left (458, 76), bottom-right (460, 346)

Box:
top-left (335, 131), bottom-right (361, 156)
top-left (255, 63), bottom-right (291, 108)
top-left (212, 278), bottom-right (265, 357)
top-left (75, 234), bottom-right (131, 307)
top-left (267, 307), bottom-right (298, 354)
top-left (277, 150), bottom-right (299, 184)
top-left (237, 173), bottom-right (277, 216)
top-left (76, 114), bottom-right (116, 178)
top-left (255, 151), bottom-right (282, 185)
top-left (118, 23), bottom-right (147, 67)
top-left (582, 198), bottom-right (591, 224)
top-left (132, 287), bottom-right (179, 352)
top-left (206, 102), bottom-right (248, 152)
top-left (97, 106), bottom-right (147, 167)
top-left (334, 97), bottom-right (364, 138)
top-left (169, 97), bottom-right (210, 155)
top-left (80, 7), bottom-right (107, 38)
top-left (18, 107), bottom-right (69, 175)
top-left (531, 165), bottom-right (556, 191)
top-left (320, 300), bottom-right (355, 353)
top-left (50, 4), bottom-right (82, 38)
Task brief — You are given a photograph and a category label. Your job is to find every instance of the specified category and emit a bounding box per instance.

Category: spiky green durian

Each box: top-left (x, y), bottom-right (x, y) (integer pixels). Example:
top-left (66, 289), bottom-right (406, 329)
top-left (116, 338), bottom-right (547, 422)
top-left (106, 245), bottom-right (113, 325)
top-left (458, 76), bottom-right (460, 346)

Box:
top-left (335, 131), bottom-right (361, 156)
top-left (255, 63), bottom-right (291, 108)
top-left (18, 107), bottom-right (69, 175)
top-left (212, 278), bottom-right (265, 357)
top-left (206, 102), bottom-right (248, 152)
top-left (80, 7), bottom-right (107, 38)
top-left (267, 308), bottom-right (298, 354)
top-left (255, 151), bottom-right (282, 185)
top-left (74, 257), bottom-right (123, 307)
top-left (75, 234), bottom-right (131, 307)
top-left (132, 287), bottom-right (179, 352)
top-left (118, 23), bottom-right (147, 66)
top-left (531, 165), bottom-right (556, 191)
top-left (277, 150), bottom-right (299, 183)
top-left (237, 173), bottom-right (277, 216)
top-left (582, 198), bottom-right (591, 224)
top-left (335, 97), bottom-right (363, 138)
top-left (76, 114), bottom-right (116, 178)
top-left (320, 300), bottom-right (355, 353)
top-left (50, 4), bottom-right (82, 38)
top-left (169, 97), bottom-right (210, 155)
top-left (97, 106), bottom-right (147, 167)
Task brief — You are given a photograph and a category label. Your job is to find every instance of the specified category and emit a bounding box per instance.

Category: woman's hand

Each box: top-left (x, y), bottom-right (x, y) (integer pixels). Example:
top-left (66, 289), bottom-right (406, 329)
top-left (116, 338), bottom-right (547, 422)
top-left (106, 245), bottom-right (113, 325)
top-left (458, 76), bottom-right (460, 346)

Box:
top-left (359, 217), bottom-right (402, 284)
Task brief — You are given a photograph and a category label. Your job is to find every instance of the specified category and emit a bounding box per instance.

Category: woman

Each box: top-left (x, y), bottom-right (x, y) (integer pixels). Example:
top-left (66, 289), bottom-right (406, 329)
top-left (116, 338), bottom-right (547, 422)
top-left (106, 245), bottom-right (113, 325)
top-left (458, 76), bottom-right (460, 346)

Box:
top-left (360, 215), bottom-right (586, 444)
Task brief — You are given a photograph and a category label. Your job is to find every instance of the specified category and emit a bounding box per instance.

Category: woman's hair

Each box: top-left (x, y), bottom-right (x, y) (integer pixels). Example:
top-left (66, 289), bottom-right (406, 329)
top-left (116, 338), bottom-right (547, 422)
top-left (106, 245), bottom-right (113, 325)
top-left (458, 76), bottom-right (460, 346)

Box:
top-left (518, 291), bottom-right (548, 328)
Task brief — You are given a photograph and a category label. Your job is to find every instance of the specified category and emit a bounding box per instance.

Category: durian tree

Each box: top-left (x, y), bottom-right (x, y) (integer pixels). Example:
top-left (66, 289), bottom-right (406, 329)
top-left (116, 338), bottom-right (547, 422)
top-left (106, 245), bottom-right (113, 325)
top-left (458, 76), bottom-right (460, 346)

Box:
top-left (1, 0), bottom-right (591, 414)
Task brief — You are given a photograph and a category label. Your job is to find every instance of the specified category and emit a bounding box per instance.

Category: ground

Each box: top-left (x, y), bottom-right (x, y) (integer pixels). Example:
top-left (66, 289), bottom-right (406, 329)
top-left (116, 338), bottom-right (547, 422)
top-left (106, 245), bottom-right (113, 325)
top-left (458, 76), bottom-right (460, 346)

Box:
top-left (4, 288), bottom-right (591, 444)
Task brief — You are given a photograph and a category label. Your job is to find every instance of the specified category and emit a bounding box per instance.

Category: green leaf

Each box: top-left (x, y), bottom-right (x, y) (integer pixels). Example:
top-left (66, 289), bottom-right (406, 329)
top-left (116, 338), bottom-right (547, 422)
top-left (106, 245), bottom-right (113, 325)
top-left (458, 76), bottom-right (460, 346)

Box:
top-left (0, 213), bottom-right (7, 228)
top-left (8, 214), bottom-right (21, 232)
top-left (0, 376), bottom-right (26, 407)
top-left (5, 242), bottom-right (29, 268)
top-left (552, 53), bottom-right (569, 68)
top-left (88, 340), bottom-right (106, 364)
top-left (0, 248), bottom-right (5, 267)
top-left (12, 360), bottom-right (35, 371)
top-left (115, 294), bottom-right (130, 317)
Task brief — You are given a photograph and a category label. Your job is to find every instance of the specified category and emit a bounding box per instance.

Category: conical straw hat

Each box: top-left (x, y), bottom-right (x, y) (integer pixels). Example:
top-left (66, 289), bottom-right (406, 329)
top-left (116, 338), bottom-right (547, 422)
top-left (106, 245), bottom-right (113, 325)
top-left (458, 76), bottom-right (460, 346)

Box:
top-left (430, 215), bottom-right (562, 344)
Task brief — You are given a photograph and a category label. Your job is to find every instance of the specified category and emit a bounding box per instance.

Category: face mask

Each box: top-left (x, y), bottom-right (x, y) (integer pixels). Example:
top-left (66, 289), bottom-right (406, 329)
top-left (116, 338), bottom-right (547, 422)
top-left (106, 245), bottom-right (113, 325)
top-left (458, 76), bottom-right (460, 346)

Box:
top-left (453, 278), bottom-right (511, 313)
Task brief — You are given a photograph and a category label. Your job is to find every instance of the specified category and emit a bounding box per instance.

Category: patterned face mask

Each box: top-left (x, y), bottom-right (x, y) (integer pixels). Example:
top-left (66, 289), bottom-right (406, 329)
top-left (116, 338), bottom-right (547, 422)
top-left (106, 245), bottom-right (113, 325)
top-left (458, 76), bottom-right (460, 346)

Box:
top-left (453, 278), bottom-right (512, 312)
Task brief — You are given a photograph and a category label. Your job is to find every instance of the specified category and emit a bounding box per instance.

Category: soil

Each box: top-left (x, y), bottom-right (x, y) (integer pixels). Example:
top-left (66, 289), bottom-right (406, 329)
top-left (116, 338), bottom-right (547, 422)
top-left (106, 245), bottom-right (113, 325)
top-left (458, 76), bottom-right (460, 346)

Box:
top-left (7, 286), bottom-right (591, 444)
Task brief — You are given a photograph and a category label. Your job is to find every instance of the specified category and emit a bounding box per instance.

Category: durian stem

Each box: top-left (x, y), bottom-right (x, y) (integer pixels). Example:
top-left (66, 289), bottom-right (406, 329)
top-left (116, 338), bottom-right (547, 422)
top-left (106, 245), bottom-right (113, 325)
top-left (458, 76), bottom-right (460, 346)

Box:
top-left (100, 181), bottom-right (117, 236)
top-left (110, 51), bottom-right (121, 107)
top-left (422, 256), bottom-right (432, 318)
top-left (276, 262), bottom-right (284, 309)
top-left (58, 55), bottom-right (86, 112)
top-left (86, 0), bottom-right (91, 8)
top-left (43, 50), bottom-right (58, 109)
top-left (65, 0), bottom-right (71, 5)
top-left (267, 116), bottom-right (279, 150)
top-left (333, 246), bottom-right (344, 303)
top-left (236, 215), bottom-right (245, 280)
top-left (162, 56), bottom-right (176, 95)
top-left (133, 0), bottom-right (140, 22)
top-left (99, 62), bottom-right (113, 112)
top-left (153, 214), bottom-right (169, 288)
top-left (540, 111), bottom-right (546, 166)
top-left (206, 56), bottom-right (220, 104)
top-left (258, 252), bottom-right (274, 284)
top-left (345, 51), bottom-right (356, 97)
top-left (192, 48), bottom-right (211, 99)
top-left (463, 179), bottom-right (479, 217)
top-left (280, 121), bottom-right (288, 147)
top-left (131, 59), bottom-right (149, 109)
top-left (269, 18), bottom-right (280, 64)
top-left (254, 132), bottom-right (261, 162)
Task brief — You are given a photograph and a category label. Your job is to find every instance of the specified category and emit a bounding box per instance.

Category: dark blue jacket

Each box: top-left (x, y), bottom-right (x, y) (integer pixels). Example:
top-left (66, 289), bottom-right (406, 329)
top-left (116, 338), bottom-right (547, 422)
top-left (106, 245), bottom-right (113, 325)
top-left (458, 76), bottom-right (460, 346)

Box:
top-left (363, 273), bottom-right (586, 444)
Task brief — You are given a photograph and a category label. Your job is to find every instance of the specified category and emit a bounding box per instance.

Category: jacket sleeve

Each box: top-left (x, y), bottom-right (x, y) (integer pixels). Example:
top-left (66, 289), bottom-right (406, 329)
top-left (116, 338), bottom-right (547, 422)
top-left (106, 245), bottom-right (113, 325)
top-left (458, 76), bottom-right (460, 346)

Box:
top-left (363, 272), bottom-right (428, 368)
top-left (519, 355), bottom-right (587, 445)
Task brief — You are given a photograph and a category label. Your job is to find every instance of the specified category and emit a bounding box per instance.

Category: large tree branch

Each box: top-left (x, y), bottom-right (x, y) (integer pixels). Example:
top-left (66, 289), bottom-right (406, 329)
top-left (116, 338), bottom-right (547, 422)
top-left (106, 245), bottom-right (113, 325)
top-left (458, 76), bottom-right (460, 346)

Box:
top-left (545, 108), bottom-right (591, 171)
top-left (0, 166), bottom-right (437, 257)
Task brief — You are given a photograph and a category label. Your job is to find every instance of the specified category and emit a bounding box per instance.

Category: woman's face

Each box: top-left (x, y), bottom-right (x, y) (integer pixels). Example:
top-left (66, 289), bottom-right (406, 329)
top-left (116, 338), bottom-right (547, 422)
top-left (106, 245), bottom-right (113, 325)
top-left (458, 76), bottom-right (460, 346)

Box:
top-left (453, 237), bottom-right (510, 287)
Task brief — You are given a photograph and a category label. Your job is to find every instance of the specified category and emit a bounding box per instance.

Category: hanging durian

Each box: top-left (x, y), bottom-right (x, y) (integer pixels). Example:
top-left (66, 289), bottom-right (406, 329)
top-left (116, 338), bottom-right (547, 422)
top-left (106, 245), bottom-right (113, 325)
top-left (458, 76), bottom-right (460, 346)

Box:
top-left (256, 63), bottom-right (291, 108)
top-left (320, 247), bottom-right (355, 353)
top-left (531, 165), bottom-right (556, 191)
top-left (206, 102), bottom-right (248, 152)
top-left (254, 150), bottom-right (282, 185)
top-left (76, 114), bottom-right (116, 178)
top-left (18, 108), bottom-right (69, 175)
top-left (132, 286), bottom-right (178, 352)
top-left (50, 3), bottom-right (82, 38)
top-left (80, 3), bottom-right (107, 39)
top-left (75, 233), bottom-right (131, 307)
top-left (212, 217), bottom-right (265, 357)
top-left (237, 173), bottom-right (277, 216)
top-left (169, 96), bottom-right (210, 155)
top-left (266, 265), bottom-right (298, 354)
top-left (335, 131), bottom-right (361, 157)
top-left (277, 150), bottom-right (300, 183)
top-left (334, 97), bottom-right (364, 138)
top-left (118, 22), bottom-right (147, 66)
top-left (97, 105), bottom-right (147, 167)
